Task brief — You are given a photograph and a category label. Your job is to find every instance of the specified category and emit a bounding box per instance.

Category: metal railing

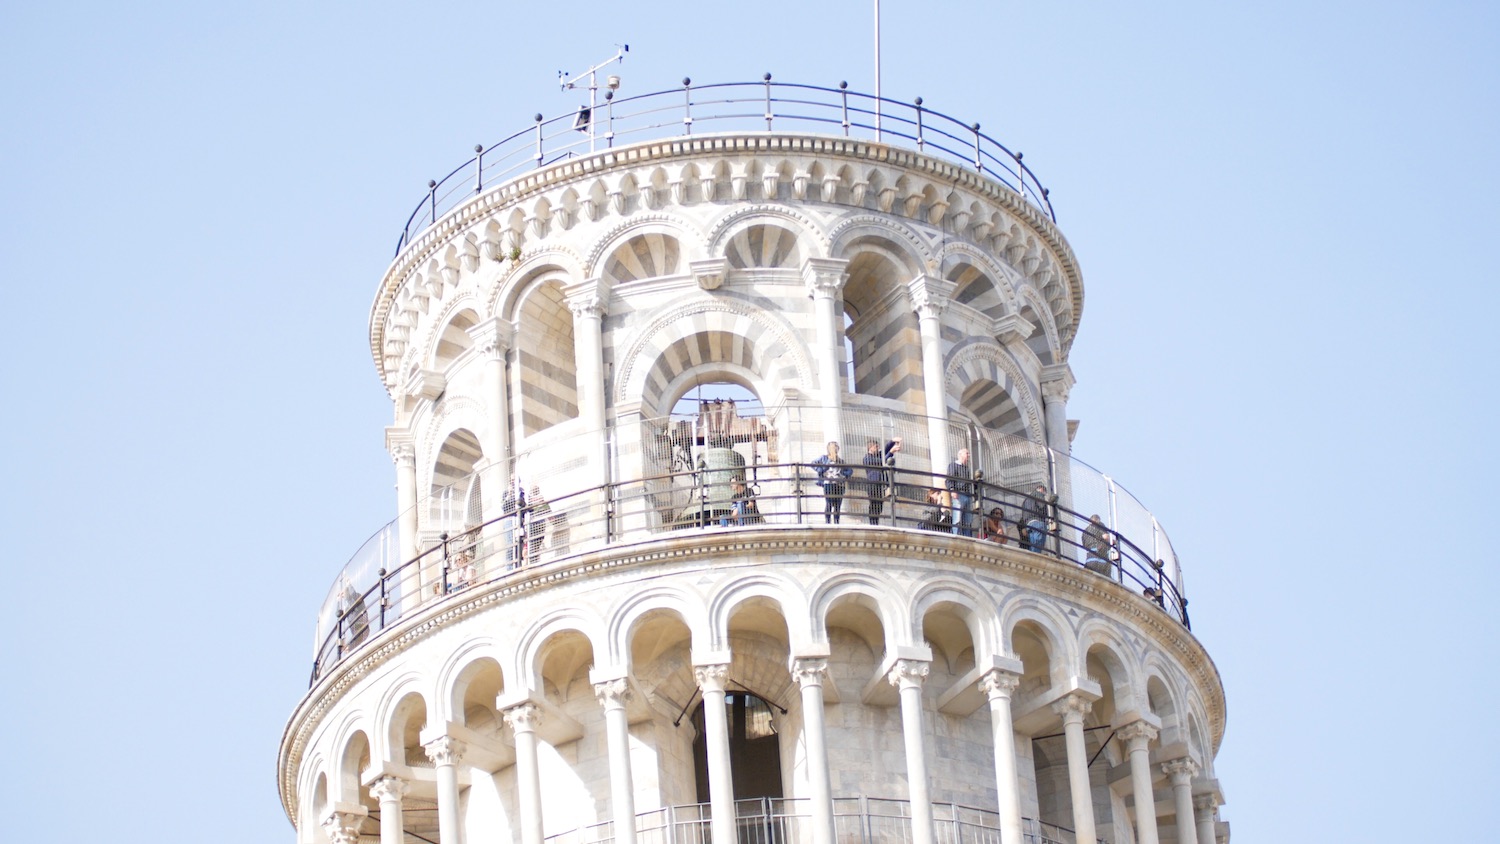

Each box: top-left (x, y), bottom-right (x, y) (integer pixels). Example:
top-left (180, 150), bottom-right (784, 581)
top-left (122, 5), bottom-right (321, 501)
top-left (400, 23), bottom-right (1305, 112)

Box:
top-left (541, 797), bottom-right (1095, 844)
top-left (391, 79), bottom-right (1056, 257)
top-left (311, 457), bottom-right (1187, 685)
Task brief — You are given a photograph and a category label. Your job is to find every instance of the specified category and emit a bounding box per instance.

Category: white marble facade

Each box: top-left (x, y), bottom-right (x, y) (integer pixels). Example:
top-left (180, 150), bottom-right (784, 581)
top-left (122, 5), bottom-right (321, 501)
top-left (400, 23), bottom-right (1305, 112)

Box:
top-left (278, 130), bottom-right (1228, 844)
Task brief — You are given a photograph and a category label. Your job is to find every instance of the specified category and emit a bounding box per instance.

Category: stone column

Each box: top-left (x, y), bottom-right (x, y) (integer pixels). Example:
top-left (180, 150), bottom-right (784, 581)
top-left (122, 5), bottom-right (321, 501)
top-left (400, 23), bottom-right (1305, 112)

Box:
top-left (506, 703), bottom-right (546, 844)
top-left (566, 280), bottom-right (612, 490)
top-left (1194, 793), bottom-right (1218, 844)
top-left (978, 670), bottom-right (1023, 844)
top-left (322, 807), bottom-right (367, 844)
top-left (1117, 722), bottom-right (1160, 844)
top-left (1161, 759), bottom-right (1200, 844)
top-left (467, 318), bottom-right (514, 493)
top-left (907, 276), bottom-right (955, 473)
top-left (792, 658), bottom-right (835, 844)
top-left (1052, 695), bottom-right (1097, 844)
top-left (802, 258), bottom-right (850, 444)
top-left (594, 679), bottom-right (637, 844)
top-left (1039, 365), bottom-right (1074, 456)
top-left (423, 736), bottom-right (466, 844)
top-left (695, 664), bottom-right (737, 844)
top-left (888, 659), bottom-right (934, 844)
top-left (386, 432), bottom-right (420, 576)
top-left (369, 776), bottom-right (410, 844)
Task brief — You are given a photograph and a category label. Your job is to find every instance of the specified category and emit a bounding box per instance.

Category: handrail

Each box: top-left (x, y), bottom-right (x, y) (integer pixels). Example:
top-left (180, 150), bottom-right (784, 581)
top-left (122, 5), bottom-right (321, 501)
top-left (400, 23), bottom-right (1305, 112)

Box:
top-left (390, 79), bottom-right (1056, 257)
top-left (310, 461), bottom-right (1187, 686)
top-left (540, 796), bottom-right (1100, 844)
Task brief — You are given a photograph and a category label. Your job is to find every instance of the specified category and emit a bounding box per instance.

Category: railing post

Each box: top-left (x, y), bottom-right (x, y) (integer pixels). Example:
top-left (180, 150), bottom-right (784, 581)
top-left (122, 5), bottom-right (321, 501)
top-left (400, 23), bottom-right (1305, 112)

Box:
top-left (377, 567), bottom-right (388, 629)
top-left (1013, 150), bottom-right (1026, 202)
top-left (971, 122), bottom-right (983, 173)
top-left (475, 144), bottom-right (484, 193)
top-left (914, 97), bottom-right (924, 152)
top-left (439, 532), bottom-right (450, 594)
top-left (534, 113), bottom-right (545, 167)
top-left (682, 77), bottom-right (693, 135)
top-left (839, 81), bottom-right (850, 136)
top-left (764, 72), bottom-right (773, 131)
top-left (428, 179), bottom-right (437, 225)
top-left (604, 90), bottom-right (616, 148)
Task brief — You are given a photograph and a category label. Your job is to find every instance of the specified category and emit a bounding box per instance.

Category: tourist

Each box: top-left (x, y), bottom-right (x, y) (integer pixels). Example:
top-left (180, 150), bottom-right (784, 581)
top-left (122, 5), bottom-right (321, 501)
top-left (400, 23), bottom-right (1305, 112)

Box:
top-left (946, 448), bottom-right (976, 536)
top-left (812, 441), bottom-right (853, 523)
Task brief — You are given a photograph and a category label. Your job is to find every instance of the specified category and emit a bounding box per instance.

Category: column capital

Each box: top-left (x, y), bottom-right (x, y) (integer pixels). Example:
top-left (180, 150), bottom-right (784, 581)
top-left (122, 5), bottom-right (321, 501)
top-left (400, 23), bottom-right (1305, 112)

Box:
top-left (466, 316), bottom-right (514, 360)
top-left (504, 701), bottom-right (544, 734)
top-left (594, 678), bottom-right (633, 710)
top-left (977, 668), bottom-right (1021, 699)
top-left (1040, 363), bottom-right (1075, 403)
top-left (791, 657), bottom-right (829, 689)
top-left (385, 428), bottom-right (416, 468)
top-left (887, 658), bottom-right (930, 691)
top-left (906, 274), bottom-right (955, 320)
top-left (1193, 793), bottom-right (1218, 814)
top-left (368, 775), bottom-right (410, 804)
top-left (801, 257), bottom-right (850, 299)
top-left (423, 735), bottom-right (466, 766)
top-left (1117, 720), bottom-right (1160, 746)
top-left (322, 808), bottom-right (368, 844)
top-left (564, 277), bottom-right (612, 319)
top-left (1051, 693), bottom-right (1093, 722)
top-left (1161, 757), bottom-right (1201, 784)
top-left (694, 663), bottom-right (731, 693)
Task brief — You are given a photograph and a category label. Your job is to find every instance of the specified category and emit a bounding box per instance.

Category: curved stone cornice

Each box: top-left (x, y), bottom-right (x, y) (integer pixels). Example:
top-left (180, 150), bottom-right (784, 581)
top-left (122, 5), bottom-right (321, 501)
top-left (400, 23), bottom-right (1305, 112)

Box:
top-left (704, 203), bottom-right (832, 255)
top-left (276, 527), bottom-right (1226, 819)
top-left (581, 212), bottom-right (709, 280)
top-left (370, 133), bottom-right (1085, 391)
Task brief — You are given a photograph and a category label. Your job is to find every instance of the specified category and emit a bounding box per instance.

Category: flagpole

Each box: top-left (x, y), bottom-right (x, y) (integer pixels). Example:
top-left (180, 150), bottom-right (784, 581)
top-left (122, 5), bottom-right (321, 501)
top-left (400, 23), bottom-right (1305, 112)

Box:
top-left (874, 0), bottom-right (882, 141)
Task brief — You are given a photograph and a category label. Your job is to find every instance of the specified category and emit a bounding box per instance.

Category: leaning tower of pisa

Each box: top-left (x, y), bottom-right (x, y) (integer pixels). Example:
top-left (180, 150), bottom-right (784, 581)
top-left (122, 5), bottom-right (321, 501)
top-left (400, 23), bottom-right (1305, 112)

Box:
top-left (278, 79), bottom-right (1228, 844)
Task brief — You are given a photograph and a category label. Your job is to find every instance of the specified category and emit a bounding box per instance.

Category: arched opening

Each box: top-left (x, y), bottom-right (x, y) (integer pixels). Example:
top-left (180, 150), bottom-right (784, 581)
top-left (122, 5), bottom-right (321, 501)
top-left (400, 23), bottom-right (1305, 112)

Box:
top-left (517, 279), bottom-right (579, 436)
top-left (433, 308), bottom-right (479, 370)
top-left (691, 691), bottom-right (785, 804)
top-left (842, 245), bottom-right (924, 409)
top-left (724, 223), bottom-right (802, 270)
top-left (429, 428), bottom-right (483, 533)
top-left (644, 377), bottom-right (774, 530)
top-left (605, 232), bottom-right (682, 283)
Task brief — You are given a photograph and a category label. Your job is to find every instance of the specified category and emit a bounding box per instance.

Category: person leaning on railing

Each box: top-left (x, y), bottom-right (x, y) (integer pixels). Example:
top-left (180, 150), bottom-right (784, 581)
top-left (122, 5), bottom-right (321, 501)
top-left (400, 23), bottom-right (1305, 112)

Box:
top-left (1082, 514), bottom-right (1113, 576)
top-left (862, 437), bottom-right (902, 525)
top-left (982, 506), bottom-right (1013, 544)
top-left (946, 448), bottom-right (977, 537)
top-left (1021, 484), bottom-right (1051, 553)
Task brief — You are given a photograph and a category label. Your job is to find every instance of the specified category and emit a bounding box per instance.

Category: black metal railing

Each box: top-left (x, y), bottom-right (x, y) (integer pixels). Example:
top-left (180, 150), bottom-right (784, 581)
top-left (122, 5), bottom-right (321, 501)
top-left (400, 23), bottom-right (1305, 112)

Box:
top-left (541, 796), bottom-right (1096, 844)
top-left (311, 461), bottom-right (1187, 686)
top-left (391, 78), bottom-right (1056, 257)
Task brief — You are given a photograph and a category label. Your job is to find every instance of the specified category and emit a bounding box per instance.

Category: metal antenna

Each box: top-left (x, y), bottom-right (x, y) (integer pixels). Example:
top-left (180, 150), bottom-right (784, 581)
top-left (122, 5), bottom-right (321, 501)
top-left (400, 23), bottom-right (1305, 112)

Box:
top-left (558, 45), bottom-right (630, 153)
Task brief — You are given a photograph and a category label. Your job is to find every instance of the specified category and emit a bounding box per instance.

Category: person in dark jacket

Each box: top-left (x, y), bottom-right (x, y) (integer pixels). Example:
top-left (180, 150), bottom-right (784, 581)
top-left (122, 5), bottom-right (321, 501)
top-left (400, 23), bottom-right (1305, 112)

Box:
top-left (1083, 514), bottom-right (1112, 576)
top-left (811, 441), bottom-right (854, 524)
top-left (946, 448), bottom-right (976, 536)
top-left (862, 437), bottom-right (902, 524)
top-left (1022, 484), bottom-right (1050, 552)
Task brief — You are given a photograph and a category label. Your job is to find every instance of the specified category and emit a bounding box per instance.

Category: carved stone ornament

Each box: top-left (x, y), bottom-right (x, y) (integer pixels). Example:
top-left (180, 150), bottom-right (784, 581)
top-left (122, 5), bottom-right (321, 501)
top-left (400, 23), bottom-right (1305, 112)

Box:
top-left (694, 663), bottom-right (731, 693)
top-left (887, 658), bottom-right (930, 690)
top-left (504, 702), bottom-right (544, 733)
top-left (977, 669), bottom-right (1020, 699)
top-left (791, 658), bottom-right (829, 689)
top-left (388, 442), bottom-right (416, 469)
top-left (1161, 757), bottom-right (1201, 783)
top-left (423, 735), bottom-right (466, 767)
top-left (1116, 720), bottom-right (1159, 746)
top-left (594, 678), bottom-right (632, 709)
top-left (322, 812), bottom-right (364, 844)
top-left (369, 776), bottom-right (410, 804)
top-left (1051, 694), bottom-right (1093, 721)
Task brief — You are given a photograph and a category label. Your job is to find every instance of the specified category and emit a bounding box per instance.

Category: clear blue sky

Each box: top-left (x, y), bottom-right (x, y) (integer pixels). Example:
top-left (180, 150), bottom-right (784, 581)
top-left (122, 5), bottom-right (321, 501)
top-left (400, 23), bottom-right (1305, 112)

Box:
top-left (2, 2), bottom-right (1495, 841)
